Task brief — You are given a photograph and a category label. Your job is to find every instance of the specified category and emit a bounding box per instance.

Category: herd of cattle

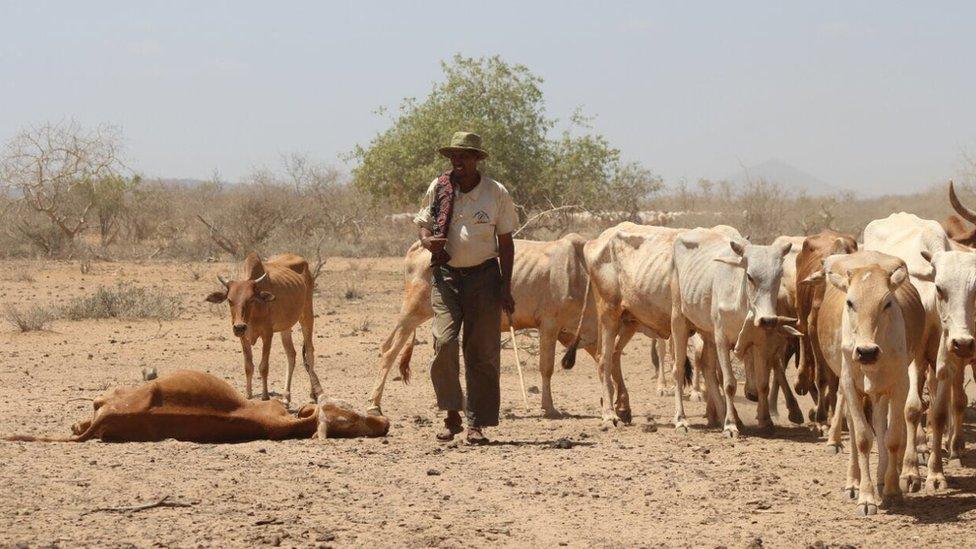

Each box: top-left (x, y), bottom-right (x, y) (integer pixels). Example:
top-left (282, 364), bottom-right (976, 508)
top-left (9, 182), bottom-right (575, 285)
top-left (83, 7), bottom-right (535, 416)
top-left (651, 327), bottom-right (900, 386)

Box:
top-left (370, 182), bottom-right (976, 516)
top-left (7, 183), bottom-right (976, 518)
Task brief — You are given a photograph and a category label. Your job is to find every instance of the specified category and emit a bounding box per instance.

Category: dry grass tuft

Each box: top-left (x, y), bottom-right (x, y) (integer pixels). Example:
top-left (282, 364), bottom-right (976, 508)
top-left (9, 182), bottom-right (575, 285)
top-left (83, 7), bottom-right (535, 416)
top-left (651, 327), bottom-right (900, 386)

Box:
top-left (61, 283), bottom-right (181, 321)
top-left (3, 303), bottom-right (56, 332)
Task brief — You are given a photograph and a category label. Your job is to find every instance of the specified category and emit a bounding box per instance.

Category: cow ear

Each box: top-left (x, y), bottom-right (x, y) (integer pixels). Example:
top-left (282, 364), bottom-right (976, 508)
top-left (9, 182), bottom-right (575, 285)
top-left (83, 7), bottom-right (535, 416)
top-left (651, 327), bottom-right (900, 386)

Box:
top-left (258, 291), bottom-right (276, 302)
top-left (729, 240), bottom-right (746, 257)
top-left (205, 291), bottom-right (227, 304)
top-left (800, 270), bottom-right (824, 286)
top-left (714, 256), bottom-right (744, 267)
top-left (889, 266), bottom-right (908, 288)
top-left (827, 270), bottom-right (849, 291)
top-left (778, 241), bottom-right (793, 257)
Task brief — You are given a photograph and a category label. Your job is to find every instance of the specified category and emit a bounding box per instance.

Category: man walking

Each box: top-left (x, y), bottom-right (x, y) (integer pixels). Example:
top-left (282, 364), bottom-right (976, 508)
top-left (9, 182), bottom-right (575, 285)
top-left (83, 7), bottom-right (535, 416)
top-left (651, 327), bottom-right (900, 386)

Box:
top-left (414, 131), bottom-right (518, 444)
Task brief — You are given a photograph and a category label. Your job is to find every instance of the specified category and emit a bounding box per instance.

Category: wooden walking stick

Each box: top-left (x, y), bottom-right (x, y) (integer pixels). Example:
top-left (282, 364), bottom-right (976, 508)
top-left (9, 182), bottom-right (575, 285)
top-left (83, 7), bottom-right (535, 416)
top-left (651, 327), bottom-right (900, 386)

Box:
top-left (506, 311), bottom-right (530, 410)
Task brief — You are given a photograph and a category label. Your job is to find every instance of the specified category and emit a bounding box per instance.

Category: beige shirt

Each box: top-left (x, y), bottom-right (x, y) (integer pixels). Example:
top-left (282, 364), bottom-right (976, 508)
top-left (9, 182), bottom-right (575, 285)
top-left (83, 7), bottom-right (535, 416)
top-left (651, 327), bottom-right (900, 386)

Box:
top-left (414, 175), bottom-right (519, 268)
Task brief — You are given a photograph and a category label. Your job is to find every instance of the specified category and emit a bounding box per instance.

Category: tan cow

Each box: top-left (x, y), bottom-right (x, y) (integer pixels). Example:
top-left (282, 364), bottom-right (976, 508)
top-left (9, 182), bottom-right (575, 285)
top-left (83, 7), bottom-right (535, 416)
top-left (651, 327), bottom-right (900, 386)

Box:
top-left (205, 253), bottom-right (323, 406)
top-left (368, 235), bottom-right (594, 417)
top-left (793, 230), bottom-right (858, 429)
top-left (813, 251), bottom-right (926, 515)
top-left (3, 370), bottom-right (389, 443)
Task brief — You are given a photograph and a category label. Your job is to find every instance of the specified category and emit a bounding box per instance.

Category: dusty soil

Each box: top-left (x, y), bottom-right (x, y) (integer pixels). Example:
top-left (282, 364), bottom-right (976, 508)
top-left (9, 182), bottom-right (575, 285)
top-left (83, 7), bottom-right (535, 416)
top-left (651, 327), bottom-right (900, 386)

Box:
top-left (1, 258), bottom-right (975, 548)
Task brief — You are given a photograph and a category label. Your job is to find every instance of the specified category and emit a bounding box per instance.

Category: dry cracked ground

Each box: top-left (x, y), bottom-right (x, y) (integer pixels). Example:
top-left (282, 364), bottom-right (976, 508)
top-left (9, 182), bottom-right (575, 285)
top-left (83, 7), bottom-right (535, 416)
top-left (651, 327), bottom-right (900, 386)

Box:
top-left (1, 258), bottom-right (975, 548)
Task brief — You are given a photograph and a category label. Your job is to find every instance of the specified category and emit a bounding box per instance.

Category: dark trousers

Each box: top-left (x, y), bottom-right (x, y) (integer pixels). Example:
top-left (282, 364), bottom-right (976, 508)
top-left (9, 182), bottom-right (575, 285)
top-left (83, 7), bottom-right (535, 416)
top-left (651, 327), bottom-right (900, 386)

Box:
top-left (429, 259), bottom-right (502, 427)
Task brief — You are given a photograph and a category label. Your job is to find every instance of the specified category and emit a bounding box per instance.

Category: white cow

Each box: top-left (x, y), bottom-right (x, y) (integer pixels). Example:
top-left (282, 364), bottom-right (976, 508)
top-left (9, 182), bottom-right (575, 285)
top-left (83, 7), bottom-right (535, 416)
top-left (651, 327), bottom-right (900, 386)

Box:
top-left (670, 227), bottom-right (800, 437)
top-left (564, 222), bottom-right (688, 426)
top-left (917, 250), bottom-right (976, 490)
top-left (861, 213), bottom-right (943, 471)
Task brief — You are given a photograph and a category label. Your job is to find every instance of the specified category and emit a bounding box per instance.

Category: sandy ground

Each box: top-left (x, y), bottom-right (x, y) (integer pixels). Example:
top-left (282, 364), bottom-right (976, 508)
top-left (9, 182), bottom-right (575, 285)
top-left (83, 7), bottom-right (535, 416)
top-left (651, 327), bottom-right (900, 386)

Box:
top-left (1, 257), bottom-right (975, 548)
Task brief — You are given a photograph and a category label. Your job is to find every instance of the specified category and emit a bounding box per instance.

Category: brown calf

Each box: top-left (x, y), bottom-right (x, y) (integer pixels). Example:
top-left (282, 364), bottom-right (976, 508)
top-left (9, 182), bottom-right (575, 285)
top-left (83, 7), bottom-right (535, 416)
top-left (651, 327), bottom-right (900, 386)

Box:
top-left (794, 230), bottom-right (857, 425)
top-left (3, 370), bottom-right (389, 443)
top-left (206, 253), bottom-right (322, 405)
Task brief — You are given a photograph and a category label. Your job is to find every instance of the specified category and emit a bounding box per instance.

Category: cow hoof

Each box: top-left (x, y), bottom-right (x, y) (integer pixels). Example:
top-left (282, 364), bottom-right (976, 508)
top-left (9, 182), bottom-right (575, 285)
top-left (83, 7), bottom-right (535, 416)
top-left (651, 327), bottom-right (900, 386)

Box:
top-left (788, 409), bottom-right (804, 425)
top-left (617, 409), bottom-right (633, 425)
top-left (675, 421), bottom-right (689, 434)
top-left (744, 390), bottom-right (758, 403)
top-left (757, 420), bottom-right (774, 433)
top-left (857, 503), bottom-right (878, 517)
top-left (365, 406), bottom-right (383, 417)
top-left (543, 408), bottom-right (562, 419)
top-left (926, 474), bottom-right (948, 492)
top-left (948, 458), bottom-right (963, 468)
top-left (900, 474), bottom-right (921, 493)
top-left (843, 487), bottom-right (858, 500)
top-left (723, 428), bottom-right (739, 439)
top-left (794, 384), bottom-right (808, 396)
top-left (916, 452), bottom-right (929, 467)
top-left (600, 419), bottom-right (619, 431)
top-left (688, 390), bottom-right (704, 402)
top-left (656, 387), bottom-right (672, 396)
top-left (825, 443), bottom-right (842, 454)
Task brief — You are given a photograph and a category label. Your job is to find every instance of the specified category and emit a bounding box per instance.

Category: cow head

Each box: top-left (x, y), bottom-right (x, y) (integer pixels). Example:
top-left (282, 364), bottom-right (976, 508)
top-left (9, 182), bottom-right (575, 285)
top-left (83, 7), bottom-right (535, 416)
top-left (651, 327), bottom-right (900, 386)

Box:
top-left (827, 259), bottom-right (908, 366)
top-left (918, 250), bottom-right (976, 364)
top-left (715, 239), bottom-right (800, 337)
top-left (204, 273), bottom-right (275, 337)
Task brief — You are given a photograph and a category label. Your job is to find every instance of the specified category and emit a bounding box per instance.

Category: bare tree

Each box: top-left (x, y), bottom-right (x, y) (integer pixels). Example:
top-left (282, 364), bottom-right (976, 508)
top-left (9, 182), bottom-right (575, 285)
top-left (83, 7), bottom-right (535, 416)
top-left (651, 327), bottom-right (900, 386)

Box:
top-left (0, 122), bottom-right (126, 254)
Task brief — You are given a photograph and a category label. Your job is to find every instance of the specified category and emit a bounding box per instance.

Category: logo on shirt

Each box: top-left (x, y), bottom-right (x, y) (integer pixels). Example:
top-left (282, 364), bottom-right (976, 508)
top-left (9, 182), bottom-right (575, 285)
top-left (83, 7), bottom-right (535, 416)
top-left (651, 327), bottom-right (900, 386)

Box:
top-left (474, 210), bottom-right (490, 224)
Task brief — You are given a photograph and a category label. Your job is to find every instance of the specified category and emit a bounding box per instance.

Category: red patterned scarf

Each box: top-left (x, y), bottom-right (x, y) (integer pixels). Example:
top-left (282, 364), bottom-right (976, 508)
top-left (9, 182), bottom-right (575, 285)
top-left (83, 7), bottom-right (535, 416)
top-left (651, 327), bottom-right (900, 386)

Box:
top-left (430, 170), bottom-right (455, 238)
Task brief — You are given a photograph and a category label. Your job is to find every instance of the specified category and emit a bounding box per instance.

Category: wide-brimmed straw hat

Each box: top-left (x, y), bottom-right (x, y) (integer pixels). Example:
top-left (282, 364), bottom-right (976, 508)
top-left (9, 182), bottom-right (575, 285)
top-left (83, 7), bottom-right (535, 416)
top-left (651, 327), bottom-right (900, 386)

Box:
top-left (438, 131), bottom-right (489, 160)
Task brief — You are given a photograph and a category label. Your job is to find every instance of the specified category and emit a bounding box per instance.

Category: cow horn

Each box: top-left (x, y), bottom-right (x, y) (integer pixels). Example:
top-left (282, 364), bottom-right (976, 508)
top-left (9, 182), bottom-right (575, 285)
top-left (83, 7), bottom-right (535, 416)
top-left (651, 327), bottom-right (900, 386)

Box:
top-left (217, 275), bottom-right (230, 288)
top-left (253, 272), bottom-right (268, 284)
top-left (776, 316), bottom-right (799, 326)
top-left (949, 180), bottom-right (976, 225)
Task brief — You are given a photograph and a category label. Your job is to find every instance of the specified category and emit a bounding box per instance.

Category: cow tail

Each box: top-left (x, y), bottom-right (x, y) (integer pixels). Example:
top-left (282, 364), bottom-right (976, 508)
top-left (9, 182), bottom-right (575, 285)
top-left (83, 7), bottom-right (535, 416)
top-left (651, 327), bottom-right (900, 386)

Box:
top-left (560, 277), bottom-right (592, 370)
top-left (2, 434), bottom-right (79, 442)
top-left (684, 354), bottom-right (693, 384)
top-left (398, 331), bottom-right (416, 384)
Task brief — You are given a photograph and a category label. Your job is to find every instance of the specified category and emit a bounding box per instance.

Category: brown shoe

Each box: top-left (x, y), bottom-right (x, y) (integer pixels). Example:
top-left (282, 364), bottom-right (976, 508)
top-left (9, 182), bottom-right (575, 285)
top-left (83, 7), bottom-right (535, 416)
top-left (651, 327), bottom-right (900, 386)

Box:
top-left (436, 412), bottom-right (463, 442)
top-left (466, 427), bottom-right (489, 445)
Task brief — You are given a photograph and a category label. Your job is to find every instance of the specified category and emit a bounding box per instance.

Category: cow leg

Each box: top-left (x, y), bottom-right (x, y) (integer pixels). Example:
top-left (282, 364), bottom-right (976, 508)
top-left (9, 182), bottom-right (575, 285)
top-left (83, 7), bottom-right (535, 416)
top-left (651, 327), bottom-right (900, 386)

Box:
top-left (651, 339), bottom-right (667, 396)
top-left (610, 323), bottom-right (637, 424)
top-left (713, 332), bottom-right (743, 438)
top-left (700, 339), bottom-right (724, 428)
top-left (773, 353), bottom-right (804, 425)
top-left (368, 312), bottom-right (428, 415)
top-left (901, 359), bottom-right (924, 492)
top-left (841, 366), bottom-right (879, 515)
top-left (538, 322), bottom-right (560, 418)
top-left (873, 395), bottom-right (890, 498)
top-left (948, 362), bottom-right (967, 466)
top-left (259, 333), bottom-right (272, 401)
top-left (670, 311), bottom-right (692, 432)
top-left (300, 311), bottom-right (324, 402)
top-left (769, 365), bottom-right (780, 420)
top-left (925, 364), bottom-right (951, 491)
top-left (844, 410), bottom-right (860, 500)
top-left (884, 388), bottom-right (907, 508)
top-left (595, 299), bottom-right (622, 427)
top-left (689, 339), bottom-right (704, 401)
top-left (753, 343), bottom-right (774, 433)
top-left (241, 338), bottom-right (256, 399)
top-left (280, 329), bottom-right (297, 407)
top-left (826, 386), bottom-right (846, 453)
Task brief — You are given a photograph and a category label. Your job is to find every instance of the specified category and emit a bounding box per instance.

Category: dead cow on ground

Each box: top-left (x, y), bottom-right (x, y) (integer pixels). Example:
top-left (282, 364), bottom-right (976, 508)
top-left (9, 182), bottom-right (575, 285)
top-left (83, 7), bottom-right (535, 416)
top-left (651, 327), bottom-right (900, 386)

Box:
top-left (3, 370), bottom-right (389, 443)
top-left (206, 252), bottom-right (323, 405)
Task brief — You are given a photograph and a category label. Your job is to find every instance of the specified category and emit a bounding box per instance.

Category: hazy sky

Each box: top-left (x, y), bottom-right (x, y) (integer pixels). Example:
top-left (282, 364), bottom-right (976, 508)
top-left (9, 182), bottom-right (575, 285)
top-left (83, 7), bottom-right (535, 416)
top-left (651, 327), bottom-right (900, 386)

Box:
top-left (2, 1), bottom-right (974, 195)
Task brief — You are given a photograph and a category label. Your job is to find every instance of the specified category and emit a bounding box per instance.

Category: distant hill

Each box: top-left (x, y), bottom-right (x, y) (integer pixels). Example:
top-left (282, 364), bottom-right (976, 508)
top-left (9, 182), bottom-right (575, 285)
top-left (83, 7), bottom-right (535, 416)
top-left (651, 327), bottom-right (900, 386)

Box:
top-left (722, 159), bottom-right (843, 196)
